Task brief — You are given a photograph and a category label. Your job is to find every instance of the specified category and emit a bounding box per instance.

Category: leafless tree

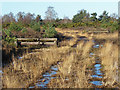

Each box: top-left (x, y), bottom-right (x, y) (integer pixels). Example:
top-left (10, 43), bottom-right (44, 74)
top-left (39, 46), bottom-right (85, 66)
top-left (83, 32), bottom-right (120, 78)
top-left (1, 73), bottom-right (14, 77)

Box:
top-left (110, 13), bottom-right (118, 20)
top-left (16, 12), bottom-right (25, 23)
top-left (45, 6), bottom-right (58, 21)
top-left (23, 13), bottom-right (35, 25)
top-left (8, 12), bottom-right (15, 22)
top-left (2, 12), bottom-right (15, 24)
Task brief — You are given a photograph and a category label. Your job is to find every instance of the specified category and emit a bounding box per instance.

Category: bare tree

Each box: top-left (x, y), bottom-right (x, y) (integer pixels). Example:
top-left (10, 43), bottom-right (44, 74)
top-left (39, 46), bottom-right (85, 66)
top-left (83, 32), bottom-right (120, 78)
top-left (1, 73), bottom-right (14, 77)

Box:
top-left (8, 12), bottom-right (15, 22)
top-left (2, 14), bottom-right (10, 24)
top-left (23, 13), bottom-right (35, 25)
top-left (2, 12), bottom-right (15, 24)
top-left (45, 6), bottom-right (57, 21)
top-left (16, 12), bottom-right (25, 23)
top-left (110, 13), bottom-right (118, 19)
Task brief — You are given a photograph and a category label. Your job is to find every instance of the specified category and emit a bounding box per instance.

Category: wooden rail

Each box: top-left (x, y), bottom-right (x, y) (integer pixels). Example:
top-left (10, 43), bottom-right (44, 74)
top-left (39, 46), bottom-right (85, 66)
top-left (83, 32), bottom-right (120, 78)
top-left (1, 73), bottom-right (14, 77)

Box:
top-left (15, 38), bottom-right (57, 47)
top-left (88, 30), bottom-right (109, 33)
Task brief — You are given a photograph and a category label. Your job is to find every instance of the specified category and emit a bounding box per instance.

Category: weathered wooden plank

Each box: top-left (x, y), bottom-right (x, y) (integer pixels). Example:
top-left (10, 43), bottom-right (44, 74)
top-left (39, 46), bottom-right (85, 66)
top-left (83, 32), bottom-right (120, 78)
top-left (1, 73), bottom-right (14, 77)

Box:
top-left (17, 38), bottom-right (57, 41)
top-left (40, 38), bottom-right (57, 41)
top-left (21, 42), bottom-right (40, 45)
top-left (20, 42), bottom-right (56, 45)
top-left (17, 38), bottom-right (38, 41)
top-left (88, 31), bottom-right (108, 33)
top-left (43, 42), bottom-right (56, 45)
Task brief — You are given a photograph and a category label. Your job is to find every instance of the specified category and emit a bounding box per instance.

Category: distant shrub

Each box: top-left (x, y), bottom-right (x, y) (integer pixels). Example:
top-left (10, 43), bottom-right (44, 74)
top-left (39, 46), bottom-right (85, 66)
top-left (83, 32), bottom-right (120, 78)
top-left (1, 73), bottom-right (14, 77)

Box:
top-left (29, 21), bottom-right (36, 28)
top-left (21, 27), bottom-right (27, 33)
top-left (109, 21), bottom-right (119, 33)
top-left (2, 22), bottom-right (10, 28)
top-left (57, 24), bottom-right (67, 28)
top-left (43, 24), bottom-right (57, 38)
top-left (74, 22), bottom-right (81, 27)
top-left (9, 22), bottom-right (23, 31)
top-left (100, 20), bottom-right (118, 33)
top-left (66, 23), bottom-right (74, 28)
top-left (2, 29), bottom-right (16, 44)
top-left (29, 21), bottom-right (41, 32)
top-left (31, 23), bottom-right (41, 32)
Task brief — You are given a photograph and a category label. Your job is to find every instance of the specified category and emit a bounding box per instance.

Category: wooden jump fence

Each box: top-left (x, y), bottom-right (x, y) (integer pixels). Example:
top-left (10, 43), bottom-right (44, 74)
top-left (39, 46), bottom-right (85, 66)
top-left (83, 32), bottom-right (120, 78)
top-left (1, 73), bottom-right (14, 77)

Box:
top-left (15, 38), bottom-right (57, 47)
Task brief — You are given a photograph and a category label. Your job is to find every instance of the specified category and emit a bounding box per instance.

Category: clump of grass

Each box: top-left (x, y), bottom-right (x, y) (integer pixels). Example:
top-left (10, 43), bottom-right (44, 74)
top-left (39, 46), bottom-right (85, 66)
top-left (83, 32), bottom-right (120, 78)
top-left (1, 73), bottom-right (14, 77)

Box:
top-left (58, 53), bottom-right (75, 76)
top-left (99, 41), bottom-right (118, 86)
top-left (94, 31), bottom-right (118, 40)
top-left (78, 40), bottom-right (94, 57)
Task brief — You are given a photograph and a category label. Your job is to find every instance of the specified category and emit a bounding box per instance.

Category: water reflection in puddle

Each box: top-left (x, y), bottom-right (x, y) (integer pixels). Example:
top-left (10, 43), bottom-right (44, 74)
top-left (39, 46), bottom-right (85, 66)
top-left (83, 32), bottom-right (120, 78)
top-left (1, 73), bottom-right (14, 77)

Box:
top-left (0, 70), bottom-right (3, 74)
top-left (0, 70), bottom-right (2, 89)
top-left (29, 65), bottom-right (58, 88)
top-left (90, 62), bottom-right (103, 86)
top-left (90, 43), bottom-right (104, 87)
top-left (90, 81), bottom-right (103, 86)
top-left (18, 56), bottom-right (23, 59)
top-left (91, 75), bottom-right (102, 78)
top-left (90, 53), bottom-right (96, 57)
top-left (93, 44), bottom-right (103, 48)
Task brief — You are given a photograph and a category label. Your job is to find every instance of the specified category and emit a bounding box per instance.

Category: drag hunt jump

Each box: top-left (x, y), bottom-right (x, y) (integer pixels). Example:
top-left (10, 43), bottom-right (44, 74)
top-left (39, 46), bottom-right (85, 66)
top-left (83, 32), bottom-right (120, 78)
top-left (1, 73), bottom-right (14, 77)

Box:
top-left (15, 38), bottom-right (57, 46)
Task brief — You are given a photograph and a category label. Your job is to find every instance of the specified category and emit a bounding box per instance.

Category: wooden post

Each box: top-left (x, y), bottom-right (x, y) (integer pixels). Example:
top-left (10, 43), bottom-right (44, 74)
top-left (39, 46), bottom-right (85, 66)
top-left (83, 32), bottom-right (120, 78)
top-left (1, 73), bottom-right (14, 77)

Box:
top-left (14, 40), bottom-right (18, 47)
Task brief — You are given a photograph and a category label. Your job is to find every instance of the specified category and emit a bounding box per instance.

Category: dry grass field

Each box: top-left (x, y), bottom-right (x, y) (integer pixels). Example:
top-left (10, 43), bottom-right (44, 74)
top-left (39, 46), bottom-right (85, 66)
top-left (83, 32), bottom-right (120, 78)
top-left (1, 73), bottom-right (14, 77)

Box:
top-left (2, 28), bottom-right (119, 88)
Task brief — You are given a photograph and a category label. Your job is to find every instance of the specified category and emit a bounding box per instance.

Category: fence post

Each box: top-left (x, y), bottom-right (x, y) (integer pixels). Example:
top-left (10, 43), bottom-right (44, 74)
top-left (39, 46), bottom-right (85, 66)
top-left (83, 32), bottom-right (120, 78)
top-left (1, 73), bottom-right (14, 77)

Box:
top-left (14, 39), bottom-right (18, 47)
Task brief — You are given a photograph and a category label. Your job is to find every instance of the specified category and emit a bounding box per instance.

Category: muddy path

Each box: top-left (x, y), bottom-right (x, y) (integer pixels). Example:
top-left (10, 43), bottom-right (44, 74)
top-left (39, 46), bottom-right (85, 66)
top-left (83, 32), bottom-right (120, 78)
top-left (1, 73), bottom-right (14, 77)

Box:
top-left (88, 42), bottom-right (104, 88)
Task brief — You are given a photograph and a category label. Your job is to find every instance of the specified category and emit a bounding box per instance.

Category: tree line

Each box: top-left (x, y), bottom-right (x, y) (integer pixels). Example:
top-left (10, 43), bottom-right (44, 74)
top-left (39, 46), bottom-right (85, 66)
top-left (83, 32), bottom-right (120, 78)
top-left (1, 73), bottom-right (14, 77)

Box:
top-left (1, 6), bottom-right (119, 47)
top-left (1, 6), bottom-right (119, 32)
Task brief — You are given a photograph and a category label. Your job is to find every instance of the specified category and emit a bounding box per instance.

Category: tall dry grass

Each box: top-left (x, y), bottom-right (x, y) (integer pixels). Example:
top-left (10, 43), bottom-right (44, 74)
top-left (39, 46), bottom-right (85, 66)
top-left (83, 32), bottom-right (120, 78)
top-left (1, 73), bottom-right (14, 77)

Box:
top-left (94, 31), bottom-right (118, 40)
top-left (99, 41), bottom-right (119, 87)
top-left (48, 40), bottom-right (94, 88)
top-left (2, 46), bottom-right (71, 88)
top-left (4, 28), bottom-right (117, 88)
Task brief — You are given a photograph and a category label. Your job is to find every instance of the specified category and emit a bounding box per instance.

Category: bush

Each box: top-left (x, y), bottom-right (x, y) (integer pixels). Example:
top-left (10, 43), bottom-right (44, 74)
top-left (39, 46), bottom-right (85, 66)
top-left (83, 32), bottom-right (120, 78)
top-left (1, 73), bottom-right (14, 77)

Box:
top-left (57, 24), bottom-right (67, 28)
top-left (2, 29), bottom-right (16, 44)
top-left (31, 23), bottom-right (41, 32)
top-left (100, 20), bottom-right (118, 33)
top-left (43, 24), bottom-right (57, 38)
top-left (109, 21), bottom-right (119, 33)
top-left (30, 21), bottom-right (41, 32)
top-left (29, 21), bottom-right (36, 28)
top-left (2, 22), bottom-right (10, 28)
top-left (21, 27), bottom-right (27, 33)
top-left (9, 22), bottom-right (23, 31)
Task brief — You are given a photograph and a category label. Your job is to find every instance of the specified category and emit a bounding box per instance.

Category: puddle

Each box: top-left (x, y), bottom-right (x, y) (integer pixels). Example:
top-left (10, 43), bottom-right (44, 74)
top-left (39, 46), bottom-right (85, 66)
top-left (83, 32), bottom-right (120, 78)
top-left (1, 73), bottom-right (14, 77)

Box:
top-left (90, 61), bottom-right (103, 86)
top-left (90, 53), bottom-right (96, 57)
top-left (0, 70), bottom-right (2, 89)
top-left (90, 81), bottom-right (103, 86)
top-left (18, 56), bottom-right (23, 59)
top-left (91, 75), bottom-right (102, 78)
top-left (90, 43), bottom-right (104, 87)
top-left (29, 65), bottom-right (58, 88)
top-left (93, 44), bottom-right (103, 48)
top-left (0, 70), bottom-right (2, 74)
